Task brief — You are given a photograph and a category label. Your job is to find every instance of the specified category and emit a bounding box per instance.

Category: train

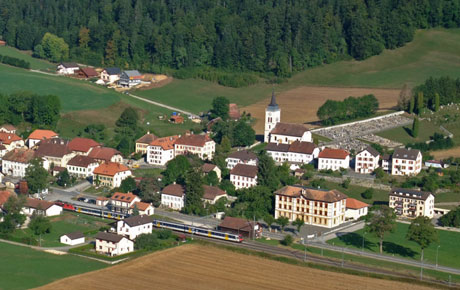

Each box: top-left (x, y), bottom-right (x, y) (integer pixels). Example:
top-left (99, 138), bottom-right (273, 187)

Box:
top-left (59, 202), bottom-right (130, 220)
top-left (153, 219), bottom-right (243, 243)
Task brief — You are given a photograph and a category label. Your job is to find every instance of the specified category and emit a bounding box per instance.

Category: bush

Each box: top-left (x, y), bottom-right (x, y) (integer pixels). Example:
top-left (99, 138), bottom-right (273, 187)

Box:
top-left (361, 188), bottom-right (374, 200)
top-left (373, 168), bottom-right (385, 179)
top-left (280, 234), bottom-right (294, 246)
top-left (157, 229), bottom-right (173, 240)
top-left (342, 178), bottom-right (351, 189)
top-left (135, 233), bottom-right (159, 250)
top-left (0, 54), bottom-right (31, 69)
top-left (173, 67), bottom-right (258, 88)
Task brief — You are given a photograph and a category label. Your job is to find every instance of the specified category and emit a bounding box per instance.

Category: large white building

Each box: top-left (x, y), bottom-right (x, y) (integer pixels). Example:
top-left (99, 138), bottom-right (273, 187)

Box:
top-left (266, 141), bottom-right (319, 165)
top-left (100, 67), bottom-right (121, 84)
top-left (225, 150), bottom-right (258, 170)
top-left (22, 198), bottom-right (63, 217)
top-left (230, 163), bottom-right (258, 190)
top-left (95, 232), bottom-right (134, 256)
top-left (116, 215), bottom-right (153, 240)
top-left (93, 162), bottom-right (132, 189)
top-left (174, 134), bottom-right (215, 160)
top-left (67, 155), bottom-right (99, 178)
top-left (389, 188), bottom-right (434, 218)
top-left (318, 148), bottom-right (350, 171)
top-left (391, 148), bottom-right (422, 176)
top-left (146, 135), bottom-right (179, 166)
top-left (161, 183), bottom-right (186, 210)
top-left (355, 146), bottom-right (380, 174)
top-left (2, 149), bottom-right (36, 177)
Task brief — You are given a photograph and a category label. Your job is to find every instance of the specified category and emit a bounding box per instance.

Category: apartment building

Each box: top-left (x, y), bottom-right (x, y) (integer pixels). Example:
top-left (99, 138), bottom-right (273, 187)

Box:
top-left (174, 134), bottom-right (215, 160)
top-left (355, 146), bottom-right (380, 174)
top-left (391, 148), bottom-right (422, 176)
top-left (389, 188), bottom-right (434, 218)
top-left (318, 148), bottom-right (350, 171)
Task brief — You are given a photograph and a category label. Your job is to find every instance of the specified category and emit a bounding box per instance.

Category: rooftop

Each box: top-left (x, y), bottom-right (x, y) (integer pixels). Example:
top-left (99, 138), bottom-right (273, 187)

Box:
top-left (62, 231), bottom-right (84, 240)
top-left (95, 232), bottom-right (125, 243)
top-left (60, 62), bottom-right (79, 68)
top-left (149, 135), bottom-right (179, 150)
top-left (346, 198), bottom-right (369, 209)
top-left (318, 148), bottom-right (349, 160)
top-left (28, 129), bottom-right (58, 141)
top-left (270, 123), bottom-right (309, 137)
top-left (227, 150), bottom-right (258, 161)
top-left (88, 147), bottom-right (121, 162)
top-left (390, 188), bottom-right (432, 200)
top-left (79, 67), bottom-right (98, 77)
top-left (219, 216), bottom-right (256, 232)
top-left (230, 164), bottom-right (258, 178)
top-left (175, 134), bottom-right (212, 147)
top-left (162, 184), bottom-right (185, 197)
top-left (275, 185), bottom-right (348, 203)
top-left (68, 137), bottom-right (101, 153)
top-left (0, 132), bottom-right (22, 145)
top-left (94, 162), bottom-right (130, 176)
top-left (67, 155), bottom-right (97, 167)
top-left (393, 148), bottom-right (421, 161)
top-left (0, 191), bottom-right (12, 207)
top-left (25, 198), bottom-right (56, 210)
top-left (137, 133), bottom-right (157, 145)
top-left (361, 146), bottom-right (380, 157)
top-left (104, 67), bottom-right (121, 75)
top-left (34, 138), bottom-right (72, 158)
top-left (3, 148), bottom-right (35, 163)
top-left (201, 163), bottom-right (217, 173)
top-left (203, 185), bottom-right (227, 200)
top-left (288, 141), bottom-right (317, 154)
top-left (110, 192), bottom-right (139, 203)
top-left (122, 215), bottom-right (153, 227)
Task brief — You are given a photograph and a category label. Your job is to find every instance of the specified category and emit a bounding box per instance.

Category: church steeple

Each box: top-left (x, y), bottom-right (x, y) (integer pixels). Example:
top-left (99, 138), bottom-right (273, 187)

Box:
top-left (268, 88), bottom-right (278, 108)
top-left (264, 88), bottom-right (281, 143)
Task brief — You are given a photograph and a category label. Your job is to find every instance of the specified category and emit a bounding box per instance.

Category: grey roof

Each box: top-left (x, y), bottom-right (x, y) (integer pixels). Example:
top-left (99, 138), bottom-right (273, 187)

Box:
top-left (230, 163), bottom-right (258, 178)
top-left (382, 154), bottom-right (391, 161)
top-left (63, 231), bottom-right (84, 240)
top-left (95, 232), bottom-right (125, 243)
top-left (266, 142), bottom-right (290, 152)
top-left (104, 67), bottom-right (121, 75)
top-left (268, 89), bottom-right (279, 110)
top-left (228, 150), bottom-right (258, 161)
top-left (122, 215), bottom-right (153, 227)
top-left (123, 70), bottom-right (142, 77)
top-left (390, 188), bottom-right (432, 200)
top-left (362, 146), bottom-right (380, 157)
top-left (60, 62), bottom-right (79, 68)
top-left (393, 148), bottom-right (421, 161)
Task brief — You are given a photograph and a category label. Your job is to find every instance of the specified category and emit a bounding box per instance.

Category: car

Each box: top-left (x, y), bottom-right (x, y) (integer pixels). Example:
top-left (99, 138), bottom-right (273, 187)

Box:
top-left (132, 164), bottom-right (140, 168)
top-left (88, 199), bottom-right (96, 204)
top-left (77, 197), bottom-right (86, 202)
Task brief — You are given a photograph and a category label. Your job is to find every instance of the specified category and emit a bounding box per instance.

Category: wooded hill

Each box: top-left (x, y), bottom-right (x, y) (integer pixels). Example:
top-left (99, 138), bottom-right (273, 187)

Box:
top-left (2, 0), bottom-right (460, 77)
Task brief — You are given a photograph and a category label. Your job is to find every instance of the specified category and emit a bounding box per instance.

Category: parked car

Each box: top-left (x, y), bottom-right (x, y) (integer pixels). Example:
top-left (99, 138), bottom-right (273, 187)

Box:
top-left (77, 197), bottom-right (86, 202)
top-left (88, 199), bottom-right (96, 204)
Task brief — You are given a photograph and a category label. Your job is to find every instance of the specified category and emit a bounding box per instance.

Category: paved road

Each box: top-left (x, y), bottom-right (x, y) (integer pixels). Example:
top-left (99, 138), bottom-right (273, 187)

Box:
top-left (128, 93), bottom-right (200, 118)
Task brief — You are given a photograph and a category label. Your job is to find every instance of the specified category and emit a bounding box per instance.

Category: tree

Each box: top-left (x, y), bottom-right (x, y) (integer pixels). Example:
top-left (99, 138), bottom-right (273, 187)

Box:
top-left (292, 218), bottom-right (305, 234)
top-left (417, 92), bottom-right (424, 114)
top-left (0, 195), bottom-right (26, 233)
top-left (374, 168), bottom-right (385, 179)
top-left (25, 158), bottom-right (49, 194)
top-left (264, 214), bottom-right (275, 232)
top-left (210, 97), bottom-right (230, 120)
top-left (257, 151), bottom-right (279, 190)
top-left (78, 27), bottom-right (90, 49)
top-left (412, 117), bottom-right (419, 138)
top-left (397, 84), bottom-right (411, 111)
top-left (138, 177), bottom-right (162, 206)
top-left (56, 169), bottom-right (70, 187)
top-left (434, 93), bottom-right (440, 112)
top-left (28, 213), bottom-right (52, 247)
top-left (183, 170), bottom-right (204, 215)
top-left (162, 155), bottom-right (190, 185)
top-left (277, 217), bottom-right (289, 233)
top-left (409, 95), bottom-right (415, 114)
top-left (407, 216), bottom-right (438, 263)
top-left (135, 233), bottom-right (159, 250)
top-left (280, 234), bottom-right (293, 246)
top-left (204, 171), bottom-right (219, 186)
top-left (116, 108), bottom-right (139, 130)
top-left (117, 137), bottom-right (132, 156)
top-left (361, 188), bottom-right (374, 200)
top-left (132, 204), bottom-right (140, 216)
top-left (342, 178), bottom-right (351, 189)
top-left (119, 177), bottom-right (137, 193)
top-left (232, 120), bottom-right (256, 147)
top-left (38, 32), bottom-right (69, 62)
top-left (365, 205), bottom-right (396, 254)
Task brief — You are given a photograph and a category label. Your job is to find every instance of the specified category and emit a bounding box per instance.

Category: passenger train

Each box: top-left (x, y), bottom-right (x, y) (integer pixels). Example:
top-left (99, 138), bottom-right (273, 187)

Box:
top-left (61, 202), bottom-right (130, 220)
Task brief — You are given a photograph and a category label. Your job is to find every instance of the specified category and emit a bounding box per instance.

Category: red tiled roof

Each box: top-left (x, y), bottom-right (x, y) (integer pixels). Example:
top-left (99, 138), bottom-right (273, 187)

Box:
top-left (346, 198), bottom-right (369, 209)
top-left (149, 135), bottom-right (179, 150)
top-left (110, 192), bottom-right (139, 203)
top-left (218, 216), bottom-right (256, 232)
top-left (0, 191), bottom-right (12, 206)
top-left (203, 185), bottom-right (226, 200)
top-left (270, 123), bottom-right (309, 137)
top-left (201, 163), bottom-right (217, 173)
top-left (132, 201), bottom-right (152, 211)
top-left (79, 67), bottom-right (98, 78)
top-left (275, 185), bottom-right (348, 203)
top-left (230, 164), bottom-right (258, 178)
top-left (162, 184), bottom-right (185, 197)
top-left (28, 129), bottom-right (58, 140)
top-left (0, 132), bottom-right (22, 145)
top-left (94, 162), bottom-right (130, 176)
top-left (136, 133), bottom-right (157, 145)
top-left (34, 138), bottom-right (72, 158)
top-left (68, 137), bottom-right (101, 153)
top-left (3, 149), bottom-right (35, 163)
top-left (175, 134), bottom-right (212, 147)
top-left (318, 148), bottom-right (349, 160)
top-left (88, 147), bottom-right (121, 162)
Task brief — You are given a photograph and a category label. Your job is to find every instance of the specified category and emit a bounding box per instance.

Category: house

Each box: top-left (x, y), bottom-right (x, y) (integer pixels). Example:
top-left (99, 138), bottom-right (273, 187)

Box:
top-left (34, 138), bottom-right (75, 168)
top-left (88, 147), bottom-right (123, 163)
top-left (96, 196), bottom-right (109, 207)
top-left (269, 123), bottom-right (312, 145)
top-left (355, 146), bottom-right (380, 174)
top-left (229, 103), bottom-right (240, 120)
top-left (275, 185), bottom-right (347, 228)
top-left (218, 216), bottom-right (261, 239)
top-left (391, 148), bottom-right (422, 176)
top-left (132, 202), bottom-right (154, 216)
top-left (22, 198), bottom-right (62, 216)
top-left (67, 155), bottom-right (99, 178)
top-left (201, 163), bottom-right (221, 182)
top-left (161, 183), bottom-right (185, 210)
top-left (225, 150), bottom-right (258, 170)
top-left (117, 215), bottom-right (153, 240)
top-left (136, 133), bottom-right (157, 155)
top-left (345, 198), bottom-right (369, 221)
top-left (266, 141), bottom-right (319, 165)
top-left (381, 154), bottom-right (391, 171)
top-left (118, 70), bottom-right (142, 87)
top-left (146, 135), bottom-right (179, 166)
top-left (94, 162), bottom-right (132, 189)
top-left (230, 164), bottom-right (258, 190)
top-left (318, 148), bottom-right (350, 171)
top-left (68, 137), bottom-right (101, 155)
top-left (60, 232), bottom-right (85, 245)
top-left (95, 232), bottom-right (134, 256)
top-left (294, 168), bottom-right (306, 178)
top-left (0, 132), bottom-right (24, 151)
top-left (2, 149), bottom-right (36, 177)
top-left (56, 62), bottom-right (79, 75)
top-left (389, 188), bottom-right (434, 218)
top-left (202, 185), bottom-right (227, 204)
top-left (174, 134), bottom-right (216, 160)
top-left (425, 160), bottom-right (448, 169)
top-left (108, 192), bottom-right (141, 214)
top-left (77, 67), bottom-right (98, 78)
top-left (100, 67), bottom-right (121, 84)
top-left (170, 115), bottom-right (184, 124)
top-left (0, 124), bottom-right (16, 134)
top-left (27, 129), bottom-right (59, 148)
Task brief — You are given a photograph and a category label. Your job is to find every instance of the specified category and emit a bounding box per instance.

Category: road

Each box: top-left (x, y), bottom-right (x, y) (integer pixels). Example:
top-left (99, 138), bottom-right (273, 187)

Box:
top-left (127, 93), bottom-right (200, 118)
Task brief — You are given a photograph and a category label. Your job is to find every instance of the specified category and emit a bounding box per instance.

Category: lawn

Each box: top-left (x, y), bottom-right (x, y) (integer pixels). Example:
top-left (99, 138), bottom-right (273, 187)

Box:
top-left (315, 180), bottom-right (389, 206)
top-left (132, 168), bottom-right (164, 178)
top-left (376, 119), bottom-right (443, 145)
top-left (328, 223), bottom-right (460, 269)
top-left (0, 45), bottom-right (55, 71)
top-left (0, 242), bottom-right (106, 290)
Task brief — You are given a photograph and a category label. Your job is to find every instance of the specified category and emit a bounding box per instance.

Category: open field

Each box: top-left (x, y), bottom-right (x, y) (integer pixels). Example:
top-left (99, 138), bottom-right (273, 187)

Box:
top-left (0, 46), bottom-right (55, 71)
top-left (0, 241), bottom-right (106, 290)
top-left (37, 244), bottom-right (435, 290)
top-left (315, 180), bottom-right (389, 206)
top-left (376, 119), bottom-right (443, 145)
top-left (432, 148), bottom-right (460, 159)
top-left (329, 223), bottom-right (460, 269)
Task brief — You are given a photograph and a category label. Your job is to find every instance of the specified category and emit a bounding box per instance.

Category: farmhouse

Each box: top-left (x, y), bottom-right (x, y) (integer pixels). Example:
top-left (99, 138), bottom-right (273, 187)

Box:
top-left (68, 137), bottom-right (101, 155)
top-left (34, 138), bottom-right (75, 167)
top-left (161, 183), bottom-right (185, 210)
top-left (22, 198), bottom-right (62, 216)
top-left (93, 162), bottom-right (132, 189)
top-left (202, 185), bottom-right (227, 204)
top-left (100, 67), bottom-right (121, 84)
top-left (88, 147), bottom-right (123, 163)
top-left (201, 163), bottom-right (221, 181)
top-left (0, 124), bottom-right (16, 134)
top-left (225, 150), bottom-right (258, 169)
top-left (146, 135), bottom-right (179, 166)
top-left (77, 67), bottom-right (98, 78)
top-left (318, 148), bottom-right (350, 171)
top-left (117, 215), bottom-right (153, 240)
top-left (345, 198), bottom-right (369, 221)
top-left (118, 70), bottom-right (142, 87)
top-left (389, 188), bottom-right (434, 218)
top-left (266, 141), bottom-right (319, 165)
top-left (57, 62), bottom-right (79, 75)
top-left (95, 232), bottom-right (134, 256)
top-left (218, 216), bottom-right (262, 239)
top-left (391, 148), bottom-right (422, 176)
top-left (174, 134), bottom-right (215, 160)
top-left (274, 185), bottom-right (347, 228)
top-left (27, 129), bottom-right (59, 148)
top-left (355, 146), bottom-right (380, 174)
top-left (2, 149), bottom-right (36, 177)
top-left (136, 133), bottom-right (157, 155)
top-left (67, 155), bottom-right (99, 178)
top-left (60, 232), bottom-right (85, 246)
top-left (0, 132), bottom-right (24, 151)
top-left (230, 163), bottom-right (258, 190)
top-left (109, 192), bottom-right (141, 214)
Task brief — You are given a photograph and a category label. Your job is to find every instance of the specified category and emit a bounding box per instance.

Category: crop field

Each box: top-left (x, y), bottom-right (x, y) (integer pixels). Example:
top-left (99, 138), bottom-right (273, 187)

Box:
top-left (0, 46), bottom-right (54, 70)
top-left (37, 244), bottom-right (435, 290)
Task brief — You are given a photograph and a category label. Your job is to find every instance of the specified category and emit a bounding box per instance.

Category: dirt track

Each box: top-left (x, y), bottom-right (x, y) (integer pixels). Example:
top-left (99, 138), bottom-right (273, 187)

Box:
top-left (243, 86), bottom-right (400, 133)
top-left (36, 244), bottom-right (435, 290)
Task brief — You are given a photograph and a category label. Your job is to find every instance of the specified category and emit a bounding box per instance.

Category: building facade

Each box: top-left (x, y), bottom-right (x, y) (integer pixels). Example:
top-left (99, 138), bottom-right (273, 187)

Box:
top-left (95, 232), bottom-right (134, 256)
top-left (266, 141), bottom-right (319, 165)
top-left (2, 149), bottom-right (36, 177)
top-left (225, 150), bottom-right (258, 169)
top-left (135, 133), bottom-right (157, 155)
top-left (389, 188), bottom-right (434, 218)
top-left (116, 215), bottom-right (153, 240)
top-left (146, 135), bottom-right (179, 166)
top-left (109, 192), bottom-right (141, 214)
top-left (67, 155), bottom-right (99, 178)
top-left (161, 184), bottom-right (185, 210)
top-left (174, 134), bottom-right (215, 160)
top-left (391, 148), bottom-right (422, 176)
top-left (355, 146), bottom-right (380, 174)
top-left (230, 163), bottom-right (258, 190)
top-left (318, 148), bottom-right (350, 171)
top-left (93, 162), bottom-right (132, 188)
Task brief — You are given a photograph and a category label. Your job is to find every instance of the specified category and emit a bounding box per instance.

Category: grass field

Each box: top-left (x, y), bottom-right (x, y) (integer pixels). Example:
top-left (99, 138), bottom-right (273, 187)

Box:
top-left (0, 46), bottom-right (55, 71)
top-left (376, 119), bottom-right (443, 145)
top-left (329, 223), bottom-right (460, 269)
top-left (36, 244), bottom-right (435, 290)
top-left (0, 242), bottom-right (106, 290)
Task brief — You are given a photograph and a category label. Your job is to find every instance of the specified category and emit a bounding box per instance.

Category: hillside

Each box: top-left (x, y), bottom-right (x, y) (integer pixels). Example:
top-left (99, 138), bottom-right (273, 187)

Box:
top-left (0, 46), bottom-right (54, 71)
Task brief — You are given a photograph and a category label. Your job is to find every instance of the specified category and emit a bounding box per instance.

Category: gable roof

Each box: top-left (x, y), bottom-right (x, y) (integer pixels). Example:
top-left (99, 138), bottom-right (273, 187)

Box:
top-left (219, 216), bottom-right (256, 232)
top-left (34, 138), bottom-right (72, 158)
top-left (393, 148), bottom-right (421, 161)
top-left (28, 129), bottom-right (58, 141)
top-left (110, 192), bottom-right (139, 203)
top-left (60, 62), bottom-right (79, 68)
top-left (162, 184), bottom-right (185, 197)
top-left (230, 164), bottom-right (258, 178)
top-left (318, 148), bottom-right (349, 160)
top-left (275, 185), bottom-right (347, 203)
top-left (94, 162), bottom-right (130, 176)
top-left (0, 124), bottom-right (16, 131)
top-left (88, 147), bottom-right (121, 162)
top-left (390, 188), bottom-right (432, 200)
top-left (149, 135), bottom-right (179, 150)
top-left (288, 141), bottom-right (317, 154)
top-left (360, 146), bottom-right (380, 157)
top-left (63, 231), bottom-right (84, 240)
top-left (175, 134), bottom-right (212, 147)
top-left (0, 132), bottom-right (22, 144)
top-left (67, 155), bottom-right (97, 167)
top-left (0, 191), bottom-right (12, 207)
top-left (346, 198), bottom-right (369, 209)
top-left (132, 201), bottom-right (152, 211)
top-left (68, 137), bottom-right (101, 153)
top-left (104, 67), bottom-right (121, 75)
top-left (203, 185), bottom-right (227, 200)
top-left (270, 123), bottom-right (309, 137)
top-left (123, 70), bottom-right (142, 78)
top-left (265, 142), bottom-right (290, 152)
top-left (201, 163), bottom-right (217, 173)
top-left (95, 232), bottom-right (125, 243)
top-left (25, 198), bottom-right (56, 210)
top-left (122, 215), bottom-right (153, 227)
top-left (3, 149), bottom-right (35, 163)
top-left (227, 150), bottom-right (257, 161)
top-left (79, 67), bottom-right (98, 78)
top-left (136, 133), bottom-right (157, 145)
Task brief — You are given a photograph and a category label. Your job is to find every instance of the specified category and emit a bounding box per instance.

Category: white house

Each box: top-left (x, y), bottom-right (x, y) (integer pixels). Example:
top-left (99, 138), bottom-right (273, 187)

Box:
top-left (108, 192), bottom-right (141, 214)
top-left (269, 123), bottom-right (312, 145)
top-left (88, 147), bottom-right (123, 163)
top-left (2, 149), bottom-right (36, 177)
top-left (118, 70), bottom-right (142, 87)
top-left (174, 134), bottom-right (216, 160)
top-left (355, 146), bottom-right (380, 174)
top-left (22, 198), bottom-right (62, 217)
top-left (266, 141), bottom-right (319, 165)
top-left (67, 155), bottom-right (99, 179)
top-left (27, 129), bottom-right (59, 148)
top-left (425, 160), bottom-right (447, 169)
top-left (60, 232), bottom-right (85, 246)
top-left (345, 198), bottom-right (369, 221)
top-left (0, 132), bottom-right (25, 151)
top-left (56, 62), bottom-right (79, 75)
top-left (161, 183), bottom-right (185, 210)
top-left (116, 215), bottom-right (153, 240)
top-left (34, 138), bottom-right (76, 168)
top-left (389, 188), bottom-right (434, 218)
top-left (132, 202), bottom-right (155, 216)
top-left (318, 148), bottom-right (350, 171)
top-left (230, 163), bottom-right (258, 190)
top-left (146, 135), bottom-right (179, 166)
top-left (391, 148), bottom-right (422, 176)
top-left (225, 150), bottom-right (258, 169)
top-left (100, 67), bottom-right (121, 84)
top-left (95, 232), bottom-right (134, 256)
top-left (93, 162), bottom-right (132, 189)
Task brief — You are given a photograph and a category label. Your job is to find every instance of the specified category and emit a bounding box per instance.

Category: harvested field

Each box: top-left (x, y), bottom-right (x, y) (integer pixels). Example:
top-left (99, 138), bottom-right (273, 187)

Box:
top-left (243, 86), bottom-right (400, 134)
top-left (36, 244), bottom-right (435, 290)
top-left (431, 147), bottom-right (460, 159)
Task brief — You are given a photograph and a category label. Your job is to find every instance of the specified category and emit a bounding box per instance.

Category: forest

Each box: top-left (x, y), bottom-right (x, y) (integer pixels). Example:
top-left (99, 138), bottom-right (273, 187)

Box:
top-left (1, 0), bottom-right (460, 78)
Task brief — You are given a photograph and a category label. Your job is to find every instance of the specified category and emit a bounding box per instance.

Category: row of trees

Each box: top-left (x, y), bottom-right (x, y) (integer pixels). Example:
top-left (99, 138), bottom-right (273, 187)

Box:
top-left (3, 1), bottom-right (460, 78)
top-left (0, 54), bottom-right (30, 69)
top-left (317, 94), bottom-right (379, 125)
top-left (407, 133), bottom-right (454, 152)
top-left (410, 77), bottom-right (460, 111)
